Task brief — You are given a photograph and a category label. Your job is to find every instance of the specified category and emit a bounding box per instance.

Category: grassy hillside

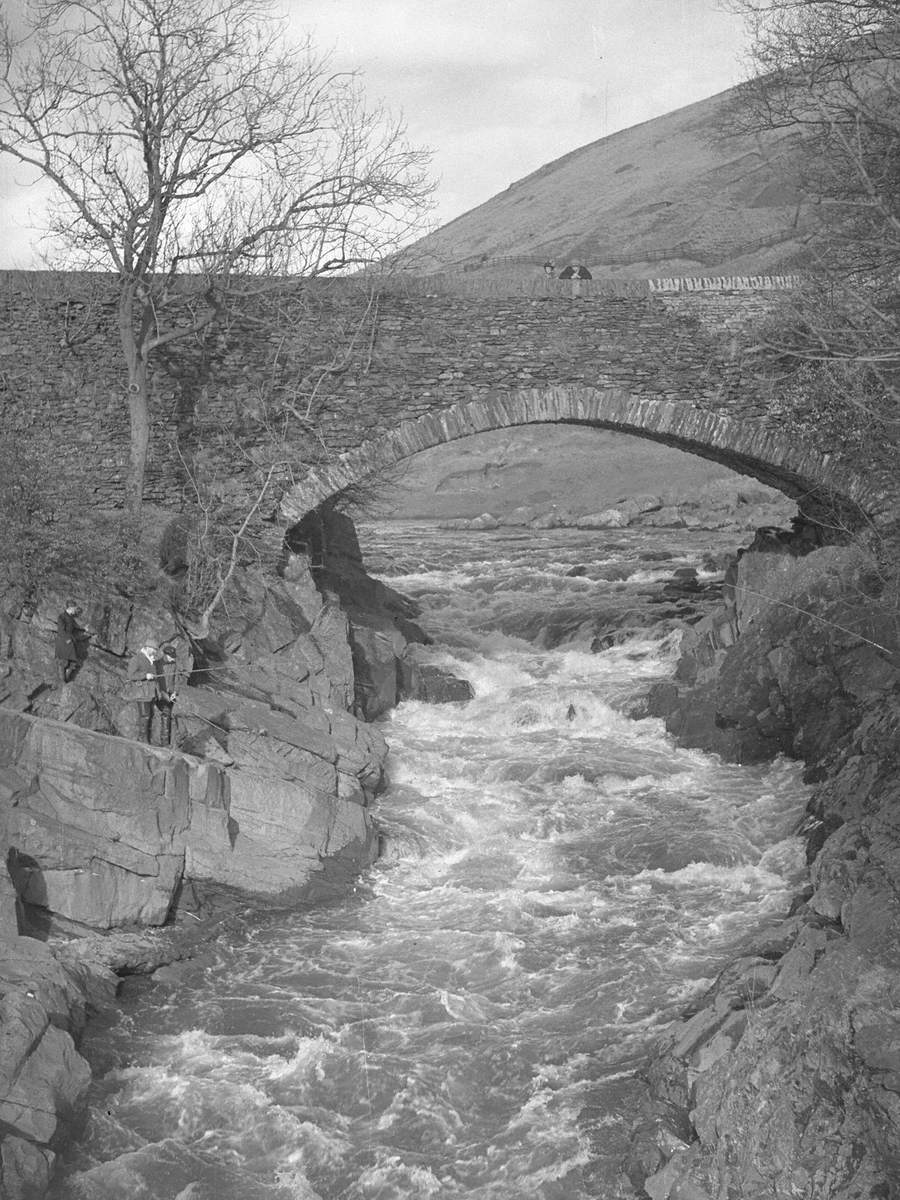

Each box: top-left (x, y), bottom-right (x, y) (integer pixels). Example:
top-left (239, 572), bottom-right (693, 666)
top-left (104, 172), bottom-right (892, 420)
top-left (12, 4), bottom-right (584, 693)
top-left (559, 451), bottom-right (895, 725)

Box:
top-left (405, 84), bottom-right (808, 280)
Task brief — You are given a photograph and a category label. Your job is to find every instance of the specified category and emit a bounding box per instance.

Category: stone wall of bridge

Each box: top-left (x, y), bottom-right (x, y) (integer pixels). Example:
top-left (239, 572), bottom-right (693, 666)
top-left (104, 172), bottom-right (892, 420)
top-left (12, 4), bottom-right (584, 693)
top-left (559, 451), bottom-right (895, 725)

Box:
top-left (0, 271), bottom-right (886, 529)
top-left (279, 386), bottom-right (881, 530)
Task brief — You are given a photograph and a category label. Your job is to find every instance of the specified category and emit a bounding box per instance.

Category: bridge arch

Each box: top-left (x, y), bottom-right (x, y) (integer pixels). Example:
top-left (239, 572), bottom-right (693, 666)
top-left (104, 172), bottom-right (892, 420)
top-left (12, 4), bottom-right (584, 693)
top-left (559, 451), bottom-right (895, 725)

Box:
top-left (279, 386), bottom-right (880, 529)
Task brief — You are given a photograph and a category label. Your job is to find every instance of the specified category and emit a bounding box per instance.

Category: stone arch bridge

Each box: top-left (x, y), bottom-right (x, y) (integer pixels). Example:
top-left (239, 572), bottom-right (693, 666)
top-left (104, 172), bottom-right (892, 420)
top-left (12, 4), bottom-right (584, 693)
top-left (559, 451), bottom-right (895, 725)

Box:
top-left (280, 384), bottom-right (879, 532)
top-left (0, 272), bottom-right (891, 533)
top-left (271, 277), bottom-right (888, 533)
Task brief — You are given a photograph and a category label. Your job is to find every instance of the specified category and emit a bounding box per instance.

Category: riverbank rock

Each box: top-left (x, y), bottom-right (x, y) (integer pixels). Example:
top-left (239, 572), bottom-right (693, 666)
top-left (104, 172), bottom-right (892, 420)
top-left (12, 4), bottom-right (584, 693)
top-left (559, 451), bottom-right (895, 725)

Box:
top-left (0, 862), bottom-right (262, 1200)
top-left (575, 508), bottom-right (629, 529)
top-left (647, 533), bottom-right (885, 764)
top-left (0, 506), bottom-right (452, 1198)
top-left (1, 712), bottom-right (188, 928)
top-left (0, 857), bottom-right (113, 1200)
top-left (0, 566), bottom-right (389, 930)
top-left (427, 481), bottom-right (794, 534)
top-left (630, 526), bottom-right (900, 1198)
top-left (0, 505), bottom-right (462, 934)
top-left (0, 701), bottom-right (380, 930)
top-left (444, 476), bottom-right (797, 533)
top-left (292, 506), bottom-right (472, 718)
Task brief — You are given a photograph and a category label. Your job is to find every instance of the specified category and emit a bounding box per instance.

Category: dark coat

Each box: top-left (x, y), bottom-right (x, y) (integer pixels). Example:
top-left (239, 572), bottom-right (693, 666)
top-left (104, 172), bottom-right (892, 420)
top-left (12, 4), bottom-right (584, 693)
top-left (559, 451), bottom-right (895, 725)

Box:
top-left (54, 611), bottom-right (87, 662)
top-left (155, 652), bottom-right (182, 704)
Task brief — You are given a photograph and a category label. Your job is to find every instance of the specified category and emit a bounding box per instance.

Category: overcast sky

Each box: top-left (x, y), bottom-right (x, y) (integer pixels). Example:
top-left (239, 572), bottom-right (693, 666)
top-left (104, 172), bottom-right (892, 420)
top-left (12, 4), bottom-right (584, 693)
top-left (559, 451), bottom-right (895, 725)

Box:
top-left (0, 0), bottom-right (750, 267)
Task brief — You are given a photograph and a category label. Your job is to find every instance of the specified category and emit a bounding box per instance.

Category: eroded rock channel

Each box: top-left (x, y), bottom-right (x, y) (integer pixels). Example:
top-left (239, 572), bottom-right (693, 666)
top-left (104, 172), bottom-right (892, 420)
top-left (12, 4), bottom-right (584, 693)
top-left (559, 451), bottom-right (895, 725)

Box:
top-left (1, 511), bottom-right (899, 1199)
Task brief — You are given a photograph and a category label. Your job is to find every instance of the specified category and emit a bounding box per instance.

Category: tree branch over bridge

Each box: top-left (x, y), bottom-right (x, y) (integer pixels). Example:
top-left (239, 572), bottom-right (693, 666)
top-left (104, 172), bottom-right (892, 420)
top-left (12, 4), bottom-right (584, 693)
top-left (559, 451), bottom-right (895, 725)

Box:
top-left (0, 0), bottom-right (433, 515)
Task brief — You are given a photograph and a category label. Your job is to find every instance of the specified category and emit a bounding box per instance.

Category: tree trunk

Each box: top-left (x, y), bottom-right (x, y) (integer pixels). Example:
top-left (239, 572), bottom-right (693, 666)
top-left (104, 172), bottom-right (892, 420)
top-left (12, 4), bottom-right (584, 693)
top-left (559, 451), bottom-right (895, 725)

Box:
top-left (118, 290), bottom-right (151, 517)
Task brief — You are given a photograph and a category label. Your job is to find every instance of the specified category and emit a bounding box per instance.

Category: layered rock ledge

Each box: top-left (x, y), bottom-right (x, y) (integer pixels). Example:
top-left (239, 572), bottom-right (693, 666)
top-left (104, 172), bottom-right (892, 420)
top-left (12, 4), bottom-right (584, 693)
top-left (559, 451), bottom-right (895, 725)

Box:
top-left (0, 506), bottom-right (471, 1198)
top-left (628, 526), bottom-right (900, 1199)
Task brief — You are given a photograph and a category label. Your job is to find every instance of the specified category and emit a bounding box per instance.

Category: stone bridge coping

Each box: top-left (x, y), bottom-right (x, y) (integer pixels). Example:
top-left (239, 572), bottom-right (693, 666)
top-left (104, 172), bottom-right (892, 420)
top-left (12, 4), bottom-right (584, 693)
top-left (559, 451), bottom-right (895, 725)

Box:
top-left (280, 386), bottom-right (882, 529)
top-left (648, 274), bottom-right (803, 293)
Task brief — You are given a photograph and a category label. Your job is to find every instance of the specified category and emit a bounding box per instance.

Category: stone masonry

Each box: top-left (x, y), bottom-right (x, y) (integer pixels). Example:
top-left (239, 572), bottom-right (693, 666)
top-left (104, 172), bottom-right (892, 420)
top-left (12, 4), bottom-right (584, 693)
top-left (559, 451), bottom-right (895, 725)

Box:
top-left (0, 270), bottom-right (892, 532)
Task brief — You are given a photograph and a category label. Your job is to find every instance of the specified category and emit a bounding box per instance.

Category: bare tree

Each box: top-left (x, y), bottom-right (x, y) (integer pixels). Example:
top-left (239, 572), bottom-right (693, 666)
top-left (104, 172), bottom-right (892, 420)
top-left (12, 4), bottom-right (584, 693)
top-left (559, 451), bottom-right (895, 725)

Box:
top-left (0, 0), bottom-right (433, 515)
top-left (727, 1), bottom-right (900, 277)
top-left (723, 2), bottom-right (900, 442)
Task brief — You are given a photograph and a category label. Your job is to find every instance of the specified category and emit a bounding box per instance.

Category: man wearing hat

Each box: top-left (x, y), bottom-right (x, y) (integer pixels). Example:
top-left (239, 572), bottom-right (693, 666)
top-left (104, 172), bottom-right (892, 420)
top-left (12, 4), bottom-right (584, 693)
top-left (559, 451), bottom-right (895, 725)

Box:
top-left (154, 643), bottom-right (180, 747)
top-left (123, 643), bottom-right (163, 743)
top-left (54, 600), bottom-right (90, 683)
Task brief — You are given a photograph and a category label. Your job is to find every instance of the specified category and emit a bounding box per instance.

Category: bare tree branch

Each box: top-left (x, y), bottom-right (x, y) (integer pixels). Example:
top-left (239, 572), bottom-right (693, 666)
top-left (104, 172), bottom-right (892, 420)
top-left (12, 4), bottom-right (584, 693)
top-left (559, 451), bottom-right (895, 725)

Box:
top-left (0, 0), bottom-right (434, 517)
top-left (722, 0), bottom-right (900, 455)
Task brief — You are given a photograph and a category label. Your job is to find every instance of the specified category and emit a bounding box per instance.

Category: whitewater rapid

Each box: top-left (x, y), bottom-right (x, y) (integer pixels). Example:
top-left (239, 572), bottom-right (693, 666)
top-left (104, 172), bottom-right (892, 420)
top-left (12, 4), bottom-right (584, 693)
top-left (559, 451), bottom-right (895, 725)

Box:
top-left (49, 524), bottom-right (809, 1200)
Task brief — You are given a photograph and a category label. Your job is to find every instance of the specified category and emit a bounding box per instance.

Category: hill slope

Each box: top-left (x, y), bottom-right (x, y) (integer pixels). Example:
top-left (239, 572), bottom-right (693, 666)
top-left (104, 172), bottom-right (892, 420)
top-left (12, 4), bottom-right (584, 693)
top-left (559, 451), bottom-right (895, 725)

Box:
top-left (407, 84), bottom-right (808, 279)
top-left (376, 426), bottom-right (793, 529)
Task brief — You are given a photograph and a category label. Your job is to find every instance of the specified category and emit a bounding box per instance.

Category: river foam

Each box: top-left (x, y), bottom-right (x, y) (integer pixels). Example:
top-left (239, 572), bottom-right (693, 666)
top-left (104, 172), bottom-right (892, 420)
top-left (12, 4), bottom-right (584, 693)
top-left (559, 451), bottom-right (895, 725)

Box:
top-left (49, 524), bottom-right (809, 1200)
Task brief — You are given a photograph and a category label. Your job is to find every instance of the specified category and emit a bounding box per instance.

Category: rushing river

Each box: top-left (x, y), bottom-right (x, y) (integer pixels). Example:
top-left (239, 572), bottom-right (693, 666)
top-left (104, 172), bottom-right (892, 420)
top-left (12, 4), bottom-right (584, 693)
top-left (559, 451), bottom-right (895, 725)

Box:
top-left (50, 524), bottom-right (810, 1200)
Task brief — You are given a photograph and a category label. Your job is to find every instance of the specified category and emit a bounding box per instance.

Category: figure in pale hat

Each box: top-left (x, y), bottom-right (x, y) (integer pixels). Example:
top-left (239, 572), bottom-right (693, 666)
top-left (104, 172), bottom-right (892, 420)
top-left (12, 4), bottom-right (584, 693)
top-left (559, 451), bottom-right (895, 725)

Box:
top-left (122, 643), bottom-right (162, 743)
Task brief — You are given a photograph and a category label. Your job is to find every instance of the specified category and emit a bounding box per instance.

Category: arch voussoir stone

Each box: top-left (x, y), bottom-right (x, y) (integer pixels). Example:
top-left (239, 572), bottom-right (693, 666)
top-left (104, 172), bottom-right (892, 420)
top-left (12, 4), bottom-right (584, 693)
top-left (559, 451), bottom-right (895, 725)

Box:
top-left (279, 386), bottom-right (880, 530)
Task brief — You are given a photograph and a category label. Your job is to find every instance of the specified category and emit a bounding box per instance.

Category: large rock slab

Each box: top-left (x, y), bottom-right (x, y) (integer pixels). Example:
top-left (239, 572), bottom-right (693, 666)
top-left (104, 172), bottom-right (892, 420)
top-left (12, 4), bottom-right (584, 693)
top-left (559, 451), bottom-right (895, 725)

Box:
top-left (0, 705), bottom-right (381, 928)
top-left (0, 711), bottom-right (191, 928)
top-left (0, 993), bottom-right (90, 1144)
top-left (187, 769), bottom-right (374, 896)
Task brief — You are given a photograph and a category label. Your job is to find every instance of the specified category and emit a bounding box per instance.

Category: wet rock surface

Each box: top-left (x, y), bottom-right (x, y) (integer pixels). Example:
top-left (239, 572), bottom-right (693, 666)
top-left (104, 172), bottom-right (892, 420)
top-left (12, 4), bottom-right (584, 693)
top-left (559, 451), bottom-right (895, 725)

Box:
top-left (629, 525), bottom-right (900, 1199)
top-left (4, 506), bottom-right (897, 1198)
top-left (0, 865), bottom-right (257, 1200)
top-left (0, 505), bottom-right (469, 1196)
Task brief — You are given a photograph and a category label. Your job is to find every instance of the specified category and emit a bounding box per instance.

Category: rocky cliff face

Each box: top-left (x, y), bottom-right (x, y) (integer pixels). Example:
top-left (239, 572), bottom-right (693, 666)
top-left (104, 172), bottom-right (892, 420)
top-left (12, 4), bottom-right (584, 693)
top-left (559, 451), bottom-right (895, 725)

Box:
top-left (0, 505), bottom-right (472, 1198)
top-left (8, 505), bottom-right (894, 1198)
top-left (630, 526), bottom-right (900, 1199)
top-left (1, 547), bottom-right (386, 930)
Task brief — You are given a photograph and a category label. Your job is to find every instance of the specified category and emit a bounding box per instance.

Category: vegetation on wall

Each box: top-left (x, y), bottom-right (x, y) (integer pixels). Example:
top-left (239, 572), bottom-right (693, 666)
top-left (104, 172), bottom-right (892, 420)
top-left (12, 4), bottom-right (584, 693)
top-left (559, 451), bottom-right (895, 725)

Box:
top-left (0, 0), bottom-right (433, 519)
top-left (725, 0), bottom-right (900, 465)
top-left (0, 431), bottom-right (148, 610)
top-left (0, 0), bottom-right (433, 624)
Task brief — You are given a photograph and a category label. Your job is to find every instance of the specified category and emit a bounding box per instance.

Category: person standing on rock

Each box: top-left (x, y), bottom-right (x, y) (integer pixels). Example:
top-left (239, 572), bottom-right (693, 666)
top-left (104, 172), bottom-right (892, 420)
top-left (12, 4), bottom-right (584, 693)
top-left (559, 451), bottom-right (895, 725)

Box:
top-left (54, 600), bottom-right (90, 683)
top-left (154, 643), bottom-right (181, 747)
top-left (123, 644), bottom-right (163, 744)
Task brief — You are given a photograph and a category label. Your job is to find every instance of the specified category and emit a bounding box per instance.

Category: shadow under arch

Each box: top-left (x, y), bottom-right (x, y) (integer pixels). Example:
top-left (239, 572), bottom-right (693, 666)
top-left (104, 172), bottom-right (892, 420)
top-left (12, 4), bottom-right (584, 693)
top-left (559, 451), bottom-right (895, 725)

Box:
top-left (279, 386), bottom-right (883, 530)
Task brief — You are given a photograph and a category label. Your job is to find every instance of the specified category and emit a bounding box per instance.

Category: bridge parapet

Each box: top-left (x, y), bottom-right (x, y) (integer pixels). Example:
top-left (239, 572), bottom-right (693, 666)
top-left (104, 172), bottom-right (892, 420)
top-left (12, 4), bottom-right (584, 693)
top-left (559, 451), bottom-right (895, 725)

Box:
top-left (648, 275), bottom-right (801, 292)
top-left (0, 271), bottom-right (887, 532)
